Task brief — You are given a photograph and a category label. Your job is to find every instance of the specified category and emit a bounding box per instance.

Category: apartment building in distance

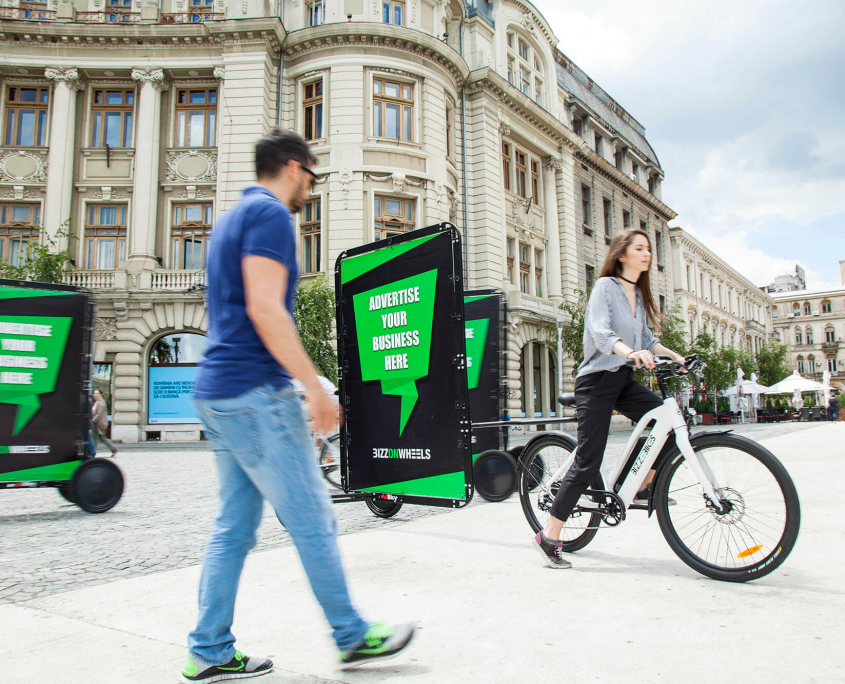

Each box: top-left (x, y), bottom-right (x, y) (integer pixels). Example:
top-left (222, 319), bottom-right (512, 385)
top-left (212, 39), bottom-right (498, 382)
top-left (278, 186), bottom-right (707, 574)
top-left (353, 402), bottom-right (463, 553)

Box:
top-left (669, 227), bottom-right (774, 355)
top-left (0, 0), bottom-right (675, 441)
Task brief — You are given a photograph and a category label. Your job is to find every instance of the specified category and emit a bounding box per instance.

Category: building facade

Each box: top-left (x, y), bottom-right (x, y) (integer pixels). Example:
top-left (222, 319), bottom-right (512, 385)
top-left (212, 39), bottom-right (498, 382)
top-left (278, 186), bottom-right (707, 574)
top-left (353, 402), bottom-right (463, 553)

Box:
top-left (770, 284), bottom-right (845, 392)
top-left (0, 0), bottom-right (674, 441)
top-left (763, 265), bottom-right (806, 293)
top-left (669, 227), bottom-right (774, 355)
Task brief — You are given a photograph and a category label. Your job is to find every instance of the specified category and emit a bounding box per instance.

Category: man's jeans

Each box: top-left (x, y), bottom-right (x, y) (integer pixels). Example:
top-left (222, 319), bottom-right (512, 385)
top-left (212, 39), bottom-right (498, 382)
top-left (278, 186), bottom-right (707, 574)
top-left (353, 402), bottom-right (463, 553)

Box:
top-left (189, 383), bottom-right (368, 666)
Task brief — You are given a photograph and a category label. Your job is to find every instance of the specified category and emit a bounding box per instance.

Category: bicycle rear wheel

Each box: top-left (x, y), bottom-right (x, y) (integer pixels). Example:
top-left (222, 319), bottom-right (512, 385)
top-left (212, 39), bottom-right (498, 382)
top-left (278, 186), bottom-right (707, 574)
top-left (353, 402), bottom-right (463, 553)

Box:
top-left (319, 433), bottom-right (343, 490)
top-left (518, 434), bottom-right (602, 552)
top-left (654, 433), bottom-right (800, 582)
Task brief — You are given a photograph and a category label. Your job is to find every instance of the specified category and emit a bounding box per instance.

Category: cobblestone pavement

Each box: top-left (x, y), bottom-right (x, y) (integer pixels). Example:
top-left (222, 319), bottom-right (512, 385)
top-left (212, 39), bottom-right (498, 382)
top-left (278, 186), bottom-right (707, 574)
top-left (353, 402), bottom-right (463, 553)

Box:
top-left (0, 421), bottom-right (820, 604)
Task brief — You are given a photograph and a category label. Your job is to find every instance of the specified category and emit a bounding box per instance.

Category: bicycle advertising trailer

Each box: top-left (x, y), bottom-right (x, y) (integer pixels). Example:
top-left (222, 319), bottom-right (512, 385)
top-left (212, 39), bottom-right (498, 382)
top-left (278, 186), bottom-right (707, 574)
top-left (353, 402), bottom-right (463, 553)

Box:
top-left (335, 224), bottom-right (473, 511)
top-left (0, 279), bottom-right (124, 513)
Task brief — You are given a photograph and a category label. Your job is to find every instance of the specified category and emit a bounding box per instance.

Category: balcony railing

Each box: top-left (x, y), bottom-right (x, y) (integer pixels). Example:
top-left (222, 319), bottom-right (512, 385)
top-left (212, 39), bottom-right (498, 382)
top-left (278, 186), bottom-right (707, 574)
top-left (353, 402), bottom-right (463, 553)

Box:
top-left (161, 12), bottom-right (224, 23)
top-left (63, 270), bottom-right (115, 289)
top-left (508, 290), bottom-right (558, 319)
top-left (0, 4), bottom-right (56, 20)
top-left (76, 11), bottom-right (141, 23)
top-left (151, 269), bottom-right (205, 291)
top-left (822, 341), bottom-right (840, 353)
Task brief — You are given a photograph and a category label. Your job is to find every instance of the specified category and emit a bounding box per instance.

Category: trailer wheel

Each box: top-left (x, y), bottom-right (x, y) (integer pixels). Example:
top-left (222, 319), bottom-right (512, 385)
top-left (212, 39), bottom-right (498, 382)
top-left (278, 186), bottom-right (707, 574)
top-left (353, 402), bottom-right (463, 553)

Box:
top-left (474, 449), bottom-right (518, 502)
top-left (71, 459), bottom-right (124, 513)
top-left (57, 483), bottom-right (76, 504)
top-left (365, 494), bottom-right (403, 518)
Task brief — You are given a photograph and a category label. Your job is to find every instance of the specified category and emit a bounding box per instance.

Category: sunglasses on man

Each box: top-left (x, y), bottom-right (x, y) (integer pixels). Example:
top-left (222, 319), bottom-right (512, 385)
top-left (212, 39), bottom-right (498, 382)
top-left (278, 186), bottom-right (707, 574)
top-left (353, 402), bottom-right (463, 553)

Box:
top-left (302, 165), bottom-right (318, 192)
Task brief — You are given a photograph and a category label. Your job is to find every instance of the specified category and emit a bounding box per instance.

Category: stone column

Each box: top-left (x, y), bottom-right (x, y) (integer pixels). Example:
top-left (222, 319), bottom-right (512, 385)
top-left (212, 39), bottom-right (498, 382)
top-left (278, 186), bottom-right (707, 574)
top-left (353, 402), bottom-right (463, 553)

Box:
top-left (524, 341), bottom-right (535, 421)
top-left (539, 343), bottom-right (550, 419)
top-left (129, 68), bottom-right (169, 271)
top-left (212, 66), bottom-right (226, 212)
top-left (542, 156), bottom-right (563, 301)
top-left (43, 67), bottom-right (83, 245)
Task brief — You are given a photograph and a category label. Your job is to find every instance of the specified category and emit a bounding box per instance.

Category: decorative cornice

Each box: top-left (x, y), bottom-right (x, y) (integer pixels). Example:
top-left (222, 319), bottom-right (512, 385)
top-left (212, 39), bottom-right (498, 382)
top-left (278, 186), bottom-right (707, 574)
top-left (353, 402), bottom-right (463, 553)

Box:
top-left (501, 0), bottom-right (557, 48)
top-left (363, 171), bottom-right (426, 193)
top-left (364, 65), bottom-right (420, 81)
top-left (44, 67), bottom-right (78, 82)
top-left (0, 149), bottom-right (48, 183)
top-left (212, 66), bottom-right (225, 81)
top-left (131, 68), bottom-right (170, 90)
top-left (542, 156), bottom-right (563, 172)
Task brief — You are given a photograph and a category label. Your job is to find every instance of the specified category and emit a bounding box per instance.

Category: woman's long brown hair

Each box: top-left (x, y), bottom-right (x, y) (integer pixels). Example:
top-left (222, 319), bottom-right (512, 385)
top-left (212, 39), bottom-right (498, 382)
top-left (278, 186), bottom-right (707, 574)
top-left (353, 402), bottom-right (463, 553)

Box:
top-left (598, 228), bottom-right (661, 325)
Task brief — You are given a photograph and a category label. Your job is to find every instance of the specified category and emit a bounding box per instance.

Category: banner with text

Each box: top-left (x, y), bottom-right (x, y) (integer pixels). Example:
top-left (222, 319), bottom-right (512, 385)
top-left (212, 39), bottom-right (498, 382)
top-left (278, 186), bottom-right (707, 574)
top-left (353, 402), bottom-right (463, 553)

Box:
top-left (464, 292), bottom-right (503, 458)
top-left (148, 365), bottom-right (201, 424)
top-left (336, 225), bottom-right (472, 505)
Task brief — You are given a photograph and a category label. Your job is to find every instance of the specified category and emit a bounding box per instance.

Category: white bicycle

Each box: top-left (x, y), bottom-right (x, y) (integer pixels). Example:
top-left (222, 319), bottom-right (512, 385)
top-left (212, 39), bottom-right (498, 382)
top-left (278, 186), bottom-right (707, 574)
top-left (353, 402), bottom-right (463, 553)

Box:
top-left (518, 355), bottom-right (801, 582)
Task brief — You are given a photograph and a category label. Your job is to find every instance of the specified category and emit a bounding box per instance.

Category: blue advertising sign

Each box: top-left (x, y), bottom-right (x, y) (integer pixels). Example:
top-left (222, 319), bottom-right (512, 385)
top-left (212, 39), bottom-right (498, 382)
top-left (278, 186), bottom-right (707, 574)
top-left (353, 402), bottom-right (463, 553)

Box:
top-left (148, 365), bottom-right (201, 424)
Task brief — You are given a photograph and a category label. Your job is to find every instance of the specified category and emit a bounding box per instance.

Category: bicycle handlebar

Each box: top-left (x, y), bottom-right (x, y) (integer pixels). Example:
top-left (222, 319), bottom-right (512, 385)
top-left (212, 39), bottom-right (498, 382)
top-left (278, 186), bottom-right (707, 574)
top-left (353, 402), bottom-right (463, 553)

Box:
top-left (624, 353), bottom-right (706, 379)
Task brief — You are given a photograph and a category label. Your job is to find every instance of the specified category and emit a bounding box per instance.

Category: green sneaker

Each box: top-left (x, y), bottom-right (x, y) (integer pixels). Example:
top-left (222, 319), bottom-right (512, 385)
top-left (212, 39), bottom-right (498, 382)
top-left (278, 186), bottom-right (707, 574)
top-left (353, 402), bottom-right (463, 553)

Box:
top-left (181, 650), bottom-right (273, 682)
top-left (339, 621), bottom-right (415, 669)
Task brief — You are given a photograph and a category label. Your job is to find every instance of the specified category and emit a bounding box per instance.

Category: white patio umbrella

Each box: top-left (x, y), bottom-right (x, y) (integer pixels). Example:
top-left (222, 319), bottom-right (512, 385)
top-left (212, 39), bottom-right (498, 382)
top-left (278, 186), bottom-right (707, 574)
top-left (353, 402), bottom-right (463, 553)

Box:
top-left (763, 370), bottom-right (827, 394)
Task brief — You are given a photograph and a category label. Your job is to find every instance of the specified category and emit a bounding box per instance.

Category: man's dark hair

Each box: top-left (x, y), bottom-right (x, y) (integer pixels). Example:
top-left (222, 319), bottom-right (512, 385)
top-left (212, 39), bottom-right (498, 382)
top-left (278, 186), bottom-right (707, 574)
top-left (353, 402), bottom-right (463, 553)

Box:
top-left (255, 128), bottom-right (317, 179)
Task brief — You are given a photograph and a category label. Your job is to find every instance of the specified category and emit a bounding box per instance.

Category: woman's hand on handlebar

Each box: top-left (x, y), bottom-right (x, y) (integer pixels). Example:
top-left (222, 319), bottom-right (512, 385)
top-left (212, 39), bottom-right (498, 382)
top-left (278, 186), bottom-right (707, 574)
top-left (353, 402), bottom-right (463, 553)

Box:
top-left (628, 349), bottom-right (656, 369)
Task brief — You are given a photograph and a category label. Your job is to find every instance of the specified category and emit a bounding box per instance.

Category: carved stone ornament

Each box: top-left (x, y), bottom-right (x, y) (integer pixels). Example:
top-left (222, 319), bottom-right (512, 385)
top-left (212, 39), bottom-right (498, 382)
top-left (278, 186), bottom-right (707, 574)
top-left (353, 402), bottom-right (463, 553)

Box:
top-left (130, 68), bottom-right (170, 91)
top-left (447, 189), bottom-right (458, 221)
top-left (542, 156), bottom-right (563, 173)
top-left (339, 168), bottom-right (352, 210)
top-left (177, 185), bottom-right (208, 199)
top-left (93, 317), bottom-right (118, 341)
top-left (4, 186), bottom-right (35, 200)
top-left (92, 186), bottom-right (123, 200)
top-left (520, 12), bottom-right (536, 36)
top-left (511, 196), bottom-right (535, 231)
top-left (0, 149), bottom-right (48, 183)
top-left (213, 67), bottom-right (225, 81)
top-left (166, 150), bottom-right (218, 182)
top-left (44, 67), bottom-right (81, 85)
top-left (363, 171), bottom-right (426, 194)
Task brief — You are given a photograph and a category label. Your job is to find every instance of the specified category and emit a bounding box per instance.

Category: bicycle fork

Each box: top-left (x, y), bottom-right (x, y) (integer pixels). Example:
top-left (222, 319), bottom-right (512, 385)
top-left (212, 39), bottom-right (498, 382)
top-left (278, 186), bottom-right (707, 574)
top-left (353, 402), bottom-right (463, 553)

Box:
top-left (673, 428), bottom-right (726, 511)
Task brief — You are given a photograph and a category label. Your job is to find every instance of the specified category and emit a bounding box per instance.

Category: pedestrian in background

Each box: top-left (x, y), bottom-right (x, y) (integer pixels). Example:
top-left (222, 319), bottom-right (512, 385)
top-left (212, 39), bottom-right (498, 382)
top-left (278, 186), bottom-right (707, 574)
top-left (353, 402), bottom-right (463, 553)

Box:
top-left (91, 389), bottom-right (118, 457)
top-left (829, 394), bottom-right (840, 421)
top-left (181, 129), bottom-right (413, 683)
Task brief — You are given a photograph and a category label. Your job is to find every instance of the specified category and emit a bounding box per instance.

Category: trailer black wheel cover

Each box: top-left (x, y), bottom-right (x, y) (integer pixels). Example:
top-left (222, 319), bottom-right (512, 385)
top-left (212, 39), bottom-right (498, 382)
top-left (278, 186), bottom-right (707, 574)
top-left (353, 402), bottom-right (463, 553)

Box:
top-left (71, 458), bottom-right (124, 513)
top-left (474, 450), bottom-right (518, 502)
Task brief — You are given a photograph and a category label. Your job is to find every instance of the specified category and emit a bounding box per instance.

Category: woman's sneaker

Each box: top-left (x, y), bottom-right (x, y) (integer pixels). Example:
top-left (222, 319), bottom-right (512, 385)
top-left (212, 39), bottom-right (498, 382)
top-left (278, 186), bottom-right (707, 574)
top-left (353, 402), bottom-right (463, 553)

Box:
top-left (339, 621), bottom-right (415, 669)
top-left (532, 532), bottom-right (572, 569)
top-left (181, 650), bottom-right (272, 682)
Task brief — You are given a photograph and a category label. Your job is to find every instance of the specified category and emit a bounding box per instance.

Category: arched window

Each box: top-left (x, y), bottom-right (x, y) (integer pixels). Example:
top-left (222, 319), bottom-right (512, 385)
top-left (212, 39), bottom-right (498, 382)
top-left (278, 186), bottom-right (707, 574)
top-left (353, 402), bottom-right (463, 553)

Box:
top-left (805, 326), bottom-right (814, 345)
top-left (807, 354), bottom-right (816, 374)
top-left (794, 327), bottom-right (802, 345)
top-left (148, 332), bottom-right (207, 426)
top-left (825, 325), bottom-right (836, 343)
top-left (796, 355), bottom-right (805, 373)
top-left (505, 29), bottom-right (544, 106)
top-left (821, 299), bottom-right (832, 314)
top-left (793, 303), bottom-right (800, 316)
top-left (803, 301), bottom-right (811, 316)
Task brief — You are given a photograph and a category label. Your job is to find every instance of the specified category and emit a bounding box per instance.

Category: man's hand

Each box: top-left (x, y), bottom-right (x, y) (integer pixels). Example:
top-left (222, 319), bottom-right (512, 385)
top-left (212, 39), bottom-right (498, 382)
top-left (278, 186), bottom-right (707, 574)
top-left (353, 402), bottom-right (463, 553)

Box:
top-left (310, 388), bottom-right (342, 435)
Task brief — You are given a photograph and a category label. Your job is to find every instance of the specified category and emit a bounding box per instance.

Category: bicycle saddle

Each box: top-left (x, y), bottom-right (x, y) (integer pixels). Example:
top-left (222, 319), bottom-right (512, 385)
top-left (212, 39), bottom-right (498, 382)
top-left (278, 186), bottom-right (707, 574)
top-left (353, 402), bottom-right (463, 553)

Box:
top-left (558, 393), bottom-right (576, 407)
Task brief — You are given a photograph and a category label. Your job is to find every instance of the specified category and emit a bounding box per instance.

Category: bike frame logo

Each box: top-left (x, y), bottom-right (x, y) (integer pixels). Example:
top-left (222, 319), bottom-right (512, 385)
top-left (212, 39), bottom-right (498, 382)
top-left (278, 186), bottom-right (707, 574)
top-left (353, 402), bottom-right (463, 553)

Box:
top-left (0, 315), bottom-right (73, 435)
top-left (352, 269), bottom-right (437, 436)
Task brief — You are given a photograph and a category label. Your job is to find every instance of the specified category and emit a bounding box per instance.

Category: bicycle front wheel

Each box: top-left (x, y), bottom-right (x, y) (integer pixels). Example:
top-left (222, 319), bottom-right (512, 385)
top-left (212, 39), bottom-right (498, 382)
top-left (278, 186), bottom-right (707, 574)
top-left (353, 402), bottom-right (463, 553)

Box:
top-left (654, 433), bottom-right (800, 582)
top-left (319, 434), bottom-right (343, 490)
top-left (518, 434), bottom-right (602, 552)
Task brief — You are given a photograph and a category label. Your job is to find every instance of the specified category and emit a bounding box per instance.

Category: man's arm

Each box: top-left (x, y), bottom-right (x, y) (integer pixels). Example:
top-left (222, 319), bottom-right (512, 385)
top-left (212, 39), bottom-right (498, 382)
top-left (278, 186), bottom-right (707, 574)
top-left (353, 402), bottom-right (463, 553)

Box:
top-left (243, 255), bottom-right (339, 434)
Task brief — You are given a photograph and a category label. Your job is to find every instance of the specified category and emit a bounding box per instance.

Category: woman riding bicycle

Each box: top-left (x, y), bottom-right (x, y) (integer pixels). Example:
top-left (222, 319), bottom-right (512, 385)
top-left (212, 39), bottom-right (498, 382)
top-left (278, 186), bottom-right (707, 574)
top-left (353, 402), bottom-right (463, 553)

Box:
top-left (533, 229), bottom-right (686, 569)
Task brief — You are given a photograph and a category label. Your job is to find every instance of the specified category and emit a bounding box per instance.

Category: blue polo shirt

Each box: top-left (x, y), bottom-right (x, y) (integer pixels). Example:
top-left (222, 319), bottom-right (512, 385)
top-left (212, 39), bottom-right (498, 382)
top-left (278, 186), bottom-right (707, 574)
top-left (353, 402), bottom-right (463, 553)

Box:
top-left (194, 186), bottom-right (299, 399)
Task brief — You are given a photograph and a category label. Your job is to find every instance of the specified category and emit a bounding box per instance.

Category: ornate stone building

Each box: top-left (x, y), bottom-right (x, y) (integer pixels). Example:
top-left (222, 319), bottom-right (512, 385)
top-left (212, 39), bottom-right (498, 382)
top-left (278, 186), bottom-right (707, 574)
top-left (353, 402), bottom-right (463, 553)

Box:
top-left (770, 283), bottom-right (845, 392)
top-left (669, 227), bottom-right (774, 355)
top-left (0, 0), bottom-right (674, 440)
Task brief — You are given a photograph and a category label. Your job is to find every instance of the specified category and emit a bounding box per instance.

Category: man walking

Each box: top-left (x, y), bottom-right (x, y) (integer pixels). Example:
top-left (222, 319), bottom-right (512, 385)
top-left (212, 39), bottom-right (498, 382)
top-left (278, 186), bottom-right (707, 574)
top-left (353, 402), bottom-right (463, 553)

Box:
top-left (829, 394), bottom-right (840, 421)
top-left (182, 129), bottom-right (413, 683)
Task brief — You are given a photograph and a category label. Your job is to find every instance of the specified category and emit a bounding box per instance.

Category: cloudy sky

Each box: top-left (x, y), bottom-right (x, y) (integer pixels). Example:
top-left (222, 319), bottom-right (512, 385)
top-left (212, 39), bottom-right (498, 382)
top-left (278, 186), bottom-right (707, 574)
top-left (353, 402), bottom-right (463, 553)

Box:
top-left (530, 0), bottom-right (845, 290)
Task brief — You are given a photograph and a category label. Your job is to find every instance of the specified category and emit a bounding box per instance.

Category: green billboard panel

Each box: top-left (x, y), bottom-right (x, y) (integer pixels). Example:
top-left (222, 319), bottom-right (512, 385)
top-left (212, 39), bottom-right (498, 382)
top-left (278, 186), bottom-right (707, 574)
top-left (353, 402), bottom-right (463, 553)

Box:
top-left (336, 225), bottom-right (473, 506)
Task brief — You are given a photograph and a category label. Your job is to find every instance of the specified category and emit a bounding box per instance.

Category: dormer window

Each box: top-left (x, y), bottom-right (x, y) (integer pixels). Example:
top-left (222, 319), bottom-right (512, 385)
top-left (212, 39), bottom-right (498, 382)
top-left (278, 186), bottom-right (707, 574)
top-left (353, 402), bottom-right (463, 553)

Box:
top-left (506, 29), bottom-right (544, 106)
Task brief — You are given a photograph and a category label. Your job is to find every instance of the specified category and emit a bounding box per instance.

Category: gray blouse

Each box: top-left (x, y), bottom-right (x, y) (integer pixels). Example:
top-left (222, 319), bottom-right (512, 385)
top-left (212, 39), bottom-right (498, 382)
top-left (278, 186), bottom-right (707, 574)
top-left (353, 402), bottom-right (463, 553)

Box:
top-left (577, 276), bottom-right (659, 378)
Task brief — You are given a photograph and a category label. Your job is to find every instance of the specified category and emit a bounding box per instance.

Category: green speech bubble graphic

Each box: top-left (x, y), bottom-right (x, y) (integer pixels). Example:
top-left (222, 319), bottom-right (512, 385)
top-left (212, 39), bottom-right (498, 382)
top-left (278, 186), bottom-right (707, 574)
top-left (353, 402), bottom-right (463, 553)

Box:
top-left (352, 269), bottom-right (438, 436)
top-left (0, 315), bottom-right (73, 435)
top-left (464, 318), bottom-right (490, 391)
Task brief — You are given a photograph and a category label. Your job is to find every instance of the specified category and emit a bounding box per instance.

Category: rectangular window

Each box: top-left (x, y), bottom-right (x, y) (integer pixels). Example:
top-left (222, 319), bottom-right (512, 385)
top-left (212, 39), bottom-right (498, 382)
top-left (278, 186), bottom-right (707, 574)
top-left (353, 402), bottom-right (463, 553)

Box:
top-left (531, 160), bottom-right (539, 205)
top-left (795, 330), bottom-right (802, 345)
top-left (822, 301), bottom-right (832, 313)
top-left (806, 329), bottom-right (814, 344)
top-left (648, 175), bottom-right (658, 195)
top-left (640, 220), bottom-right (647, 233)
top-left (4, 86), bottom-right (49, 146)
top-left (603, 198), bottom-right (612, 238)
top-left (515, 151), bottom-right (526, 198)
top-left (502, 142), bottom-right (511, 191)
top-left (373, 78), bottom-right (413, 142)
top-left (520, 67), bottom-right (531, 96)
top-left (615, 148), bottom-right (624, 170)
top-left (594, 133), bottom-right (603, 157)
top-left (518, 38), bottom-right (529, 61)
top-left (772, 306), bottom-right (779, 318)
top-left (686, 264), bottom-right (693, 292)
top-left (519, 243), bottom-right (530, 294)
top-left (300, 198), bottom-right (321, 274)
top-left (659, 295), bottom-right (666, 314)
top-left (631, 162), bottom-right (639, 182)
top-left (507, 56), bottom-right (516, 86)
top-left (303, 80), bottom-right (323, 141)
top-left (188, 0), bottom-right (213, 21)
top-left (306, 0), bottom-right (324, 26)
top-left (797, 358), bottom-right (805, 373)
top-left (170, 203), bottom-right (212, 269)
top-left (581, 185), bottom-right (591, 227)
top-left (382, 0), bottom-right (404, 25)
top-left (655, 230), bottom-right (664, 265)
top-left (826, 330), bottom-right (835, 343)
top-left (506, 238), bottom-right (515, 284)
top-left (90, 89), bottom-right (134, 148)
top-left (585, 264), bottom-right (595, 291)
top-left (622, 209), bottom-right (631, 229)
top-left (829, 359), bottom-right (838, 373)
top-left (105, 0), bottom-right (133, 22)
top-left (534, 249), bottom-right (543, 297)
top-left (174, 88), bottom-right (216, 148)
top-left (534, 78), bottom-right (543, 105)
top-left (374, 195), bottom-right (414, 240)
top-left (507, 32), bottom-right (514, 49)
top-left (0, 203), bottom-right (40, 266)
top-left (85, 204), bottom-right (127, 269)
top-left (573, 117), bottom-right (583, 137)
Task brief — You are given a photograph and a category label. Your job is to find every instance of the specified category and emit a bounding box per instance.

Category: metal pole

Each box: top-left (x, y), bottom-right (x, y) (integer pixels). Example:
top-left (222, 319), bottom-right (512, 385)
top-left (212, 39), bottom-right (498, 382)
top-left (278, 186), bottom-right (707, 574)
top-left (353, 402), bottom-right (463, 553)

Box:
top-left (556, 317), bottom-right (563, 397)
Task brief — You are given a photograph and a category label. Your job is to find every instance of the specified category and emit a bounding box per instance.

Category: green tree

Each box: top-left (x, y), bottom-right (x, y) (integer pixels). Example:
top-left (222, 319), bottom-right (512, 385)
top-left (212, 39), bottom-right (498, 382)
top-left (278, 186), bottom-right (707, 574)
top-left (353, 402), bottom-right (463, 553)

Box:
top-left (551, 289), bottom-right (589, 379)
top-left (691, 332), bottom-right (734, 395)
top-left (294, 275), bottom-right (337, 383)
top-left (635, 303), bottom-right (691, 393)
top-left (755, 341), bottom-right (791, 387)
top-left (0, 222), bottom-right (75, 284)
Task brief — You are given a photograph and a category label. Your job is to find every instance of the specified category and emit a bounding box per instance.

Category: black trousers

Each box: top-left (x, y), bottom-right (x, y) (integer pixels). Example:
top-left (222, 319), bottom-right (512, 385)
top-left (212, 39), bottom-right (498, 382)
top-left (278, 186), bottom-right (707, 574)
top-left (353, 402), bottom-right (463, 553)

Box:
top-left (549, 367), bottom-right (675, 522)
